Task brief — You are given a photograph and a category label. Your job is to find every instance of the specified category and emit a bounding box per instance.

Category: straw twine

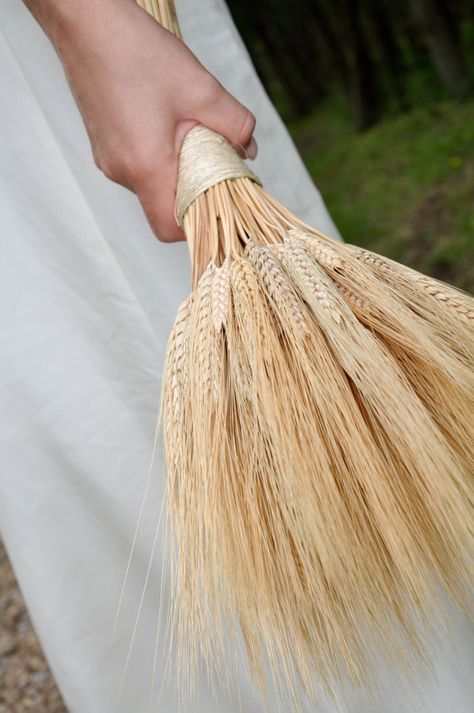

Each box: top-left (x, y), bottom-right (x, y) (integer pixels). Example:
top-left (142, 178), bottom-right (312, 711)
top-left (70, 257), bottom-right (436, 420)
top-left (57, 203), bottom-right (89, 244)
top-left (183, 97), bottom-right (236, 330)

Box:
top-left (175, 125), bottom-right (260, 226)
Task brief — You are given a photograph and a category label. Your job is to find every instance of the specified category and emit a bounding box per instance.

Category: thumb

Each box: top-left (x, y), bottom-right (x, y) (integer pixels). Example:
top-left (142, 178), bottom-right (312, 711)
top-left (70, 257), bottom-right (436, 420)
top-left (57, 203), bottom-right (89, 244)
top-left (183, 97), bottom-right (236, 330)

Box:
top-left (196, 80), bottom-right (257, 158)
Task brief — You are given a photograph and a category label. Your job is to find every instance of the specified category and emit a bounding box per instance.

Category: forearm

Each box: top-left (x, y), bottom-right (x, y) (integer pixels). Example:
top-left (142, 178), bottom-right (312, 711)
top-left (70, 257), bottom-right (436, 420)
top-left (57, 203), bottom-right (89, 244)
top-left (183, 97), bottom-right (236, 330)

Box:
top-left (21, 0), bottom-right (134, 51)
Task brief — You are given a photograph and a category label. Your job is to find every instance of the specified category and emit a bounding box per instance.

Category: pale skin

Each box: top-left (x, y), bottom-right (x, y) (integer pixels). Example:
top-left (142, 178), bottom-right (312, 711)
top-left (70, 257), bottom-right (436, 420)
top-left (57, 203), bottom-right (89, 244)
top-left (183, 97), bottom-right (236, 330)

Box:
top-left (22, 0), bottom-right (258, 242)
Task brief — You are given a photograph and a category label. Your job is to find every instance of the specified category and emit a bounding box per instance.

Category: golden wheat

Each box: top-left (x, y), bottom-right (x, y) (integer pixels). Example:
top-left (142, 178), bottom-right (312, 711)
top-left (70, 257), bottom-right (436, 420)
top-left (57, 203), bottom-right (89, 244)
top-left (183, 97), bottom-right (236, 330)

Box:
top-left (162, 181), bottom-right (473, 707)
top-left (134, 1), bottom-right (474, 708)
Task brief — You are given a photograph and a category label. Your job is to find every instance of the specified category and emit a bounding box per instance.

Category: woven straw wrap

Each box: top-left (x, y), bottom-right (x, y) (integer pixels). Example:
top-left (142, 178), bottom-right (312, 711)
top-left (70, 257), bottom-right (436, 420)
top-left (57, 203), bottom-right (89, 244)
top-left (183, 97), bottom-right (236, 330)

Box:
top-left (175, 125), bottom-right (261, 226)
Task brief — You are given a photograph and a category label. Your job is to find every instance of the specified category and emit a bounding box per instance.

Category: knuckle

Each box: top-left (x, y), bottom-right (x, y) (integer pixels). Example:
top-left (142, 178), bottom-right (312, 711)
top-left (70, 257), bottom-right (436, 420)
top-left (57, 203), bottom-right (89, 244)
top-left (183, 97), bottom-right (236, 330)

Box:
top-left (92, 149), bottom-right (114, 180)
top-left (139, 201), bottom-right (167, 242)
top-left (150, 219), bottom-right (173, 243)
top-left (200, 74), bottom-right (223, 105)
top-left (96, 141), bottom-right (157, 187)
top-left (92, 150), bottom-right (101, 172)
top-left (99, 162), bottom-right (116, 182)
top-left (146, 209), bottom-right (181, 244)
top-left (94, 151), bottom-right (122, 183)
top-left (120, 146), bottom-right (155, 184)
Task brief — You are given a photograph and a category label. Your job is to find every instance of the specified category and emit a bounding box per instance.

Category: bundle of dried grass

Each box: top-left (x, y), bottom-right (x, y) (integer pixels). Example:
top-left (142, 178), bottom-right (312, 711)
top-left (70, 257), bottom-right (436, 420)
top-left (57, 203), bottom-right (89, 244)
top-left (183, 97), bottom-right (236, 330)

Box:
top-left (138, 0), bottom-right (473, 706)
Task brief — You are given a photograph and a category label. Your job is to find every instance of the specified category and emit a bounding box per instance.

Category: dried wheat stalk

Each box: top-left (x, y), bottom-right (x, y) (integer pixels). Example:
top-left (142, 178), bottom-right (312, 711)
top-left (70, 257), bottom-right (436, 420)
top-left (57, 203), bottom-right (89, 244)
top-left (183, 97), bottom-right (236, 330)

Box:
top-left (138, 1), bottom-right (474, 708)
top-left (160, 174), bottom-right (474, 709)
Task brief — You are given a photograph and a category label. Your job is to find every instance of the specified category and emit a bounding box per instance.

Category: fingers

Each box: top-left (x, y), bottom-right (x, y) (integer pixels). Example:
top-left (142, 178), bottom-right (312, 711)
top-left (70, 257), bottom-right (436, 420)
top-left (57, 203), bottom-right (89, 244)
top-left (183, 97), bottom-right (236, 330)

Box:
top-left (133, 146), bottom-right (185, 243)
top-left (142, 89), bottom-right (258, 243)
top-left (94, 133), bottom-right (185, 243)
top-left (143, 82), bottom-right (258, 243)
top-left (197, 79), bottom-right (258, 159)
top-left (243, 136), bottom-right (258, 160)
top-left (94, 76), bottom-right (258, 244)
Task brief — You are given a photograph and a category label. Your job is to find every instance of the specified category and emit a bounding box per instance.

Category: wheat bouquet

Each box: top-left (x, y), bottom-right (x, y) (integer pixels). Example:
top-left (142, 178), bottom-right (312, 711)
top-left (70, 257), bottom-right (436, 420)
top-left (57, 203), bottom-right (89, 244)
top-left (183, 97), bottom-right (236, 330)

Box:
top-left (136, 0), bottom-right (473, 705)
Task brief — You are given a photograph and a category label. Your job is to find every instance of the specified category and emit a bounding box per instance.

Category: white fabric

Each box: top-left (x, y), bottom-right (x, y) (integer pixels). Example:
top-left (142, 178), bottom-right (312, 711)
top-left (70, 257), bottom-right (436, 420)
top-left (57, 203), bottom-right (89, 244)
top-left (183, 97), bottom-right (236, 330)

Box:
top-left (0, 1), bottom-right (472, 712)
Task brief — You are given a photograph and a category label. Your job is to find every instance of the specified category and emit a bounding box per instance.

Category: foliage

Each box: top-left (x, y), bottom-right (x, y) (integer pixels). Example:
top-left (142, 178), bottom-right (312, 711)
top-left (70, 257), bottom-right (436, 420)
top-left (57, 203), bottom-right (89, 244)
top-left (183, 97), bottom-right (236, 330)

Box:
top-left (228, 0), bottom-right (474, 130)
top-left (226, 1), bottom-right (474, 292)
top-left (290, 99), bottom-right (474, 291)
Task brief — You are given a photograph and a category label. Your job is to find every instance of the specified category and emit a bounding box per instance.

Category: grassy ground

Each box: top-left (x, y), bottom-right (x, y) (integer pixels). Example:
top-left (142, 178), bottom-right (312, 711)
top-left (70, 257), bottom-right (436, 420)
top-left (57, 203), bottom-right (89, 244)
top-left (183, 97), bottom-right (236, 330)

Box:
top-left (290, 99), bottom-right (474, 293)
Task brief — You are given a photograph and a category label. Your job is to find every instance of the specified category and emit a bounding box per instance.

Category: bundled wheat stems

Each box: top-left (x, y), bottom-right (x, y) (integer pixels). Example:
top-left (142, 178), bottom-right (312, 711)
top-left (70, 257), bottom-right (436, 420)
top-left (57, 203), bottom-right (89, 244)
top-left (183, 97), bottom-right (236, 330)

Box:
top-left (138, 0), bottom-right (474, 707)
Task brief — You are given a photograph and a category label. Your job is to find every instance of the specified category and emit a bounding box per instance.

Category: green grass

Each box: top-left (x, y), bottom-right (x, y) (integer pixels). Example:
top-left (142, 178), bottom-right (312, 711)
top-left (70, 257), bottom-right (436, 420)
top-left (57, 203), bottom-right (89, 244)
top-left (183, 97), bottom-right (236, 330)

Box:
top-left (289, 98), bottom-right (474, 292)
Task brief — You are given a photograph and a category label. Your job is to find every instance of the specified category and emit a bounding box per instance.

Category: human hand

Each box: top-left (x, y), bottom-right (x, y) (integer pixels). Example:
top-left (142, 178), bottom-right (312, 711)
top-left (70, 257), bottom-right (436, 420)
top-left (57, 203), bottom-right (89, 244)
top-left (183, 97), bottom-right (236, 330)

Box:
top-left (25, 0), bottom-right (257, 242)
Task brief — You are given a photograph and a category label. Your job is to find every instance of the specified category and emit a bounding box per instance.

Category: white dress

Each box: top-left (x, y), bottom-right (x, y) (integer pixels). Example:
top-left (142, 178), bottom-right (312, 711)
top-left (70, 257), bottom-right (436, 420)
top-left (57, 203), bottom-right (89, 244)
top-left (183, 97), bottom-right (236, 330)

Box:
top-left (0, 1), bottom-right (472, 712)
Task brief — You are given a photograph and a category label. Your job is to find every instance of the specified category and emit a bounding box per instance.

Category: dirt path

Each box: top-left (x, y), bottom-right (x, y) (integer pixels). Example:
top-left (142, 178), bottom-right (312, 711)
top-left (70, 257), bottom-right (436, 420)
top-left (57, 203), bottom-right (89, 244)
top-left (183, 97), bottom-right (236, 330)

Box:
top-left (0, 541), bottom-right (67, 712)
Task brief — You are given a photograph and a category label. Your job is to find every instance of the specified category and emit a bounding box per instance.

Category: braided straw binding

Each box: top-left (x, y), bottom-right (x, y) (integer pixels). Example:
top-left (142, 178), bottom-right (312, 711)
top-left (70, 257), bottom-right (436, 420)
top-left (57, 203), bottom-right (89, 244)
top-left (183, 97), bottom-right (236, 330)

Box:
top-left (175, 125), bottom-right (261, 226)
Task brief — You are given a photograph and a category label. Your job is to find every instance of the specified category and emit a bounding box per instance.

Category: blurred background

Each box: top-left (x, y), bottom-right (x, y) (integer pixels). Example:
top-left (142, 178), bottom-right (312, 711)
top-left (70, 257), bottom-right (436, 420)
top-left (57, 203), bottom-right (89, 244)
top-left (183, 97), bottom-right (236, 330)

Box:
top-left (228, 0), bottom-right (474, 291)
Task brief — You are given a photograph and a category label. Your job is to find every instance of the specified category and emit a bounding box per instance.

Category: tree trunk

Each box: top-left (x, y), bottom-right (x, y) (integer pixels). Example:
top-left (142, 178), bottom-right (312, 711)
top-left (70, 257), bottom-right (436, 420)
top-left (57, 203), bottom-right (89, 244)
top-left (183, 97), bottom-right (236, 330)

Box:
top-left (255, 16), bottom-right (316, 116)
top-left (340, 0), bottom-right (380, 130)
top-left (370, 0), bottom-right (410, 111)
top-left (409, 0), bottom-right (472, 98)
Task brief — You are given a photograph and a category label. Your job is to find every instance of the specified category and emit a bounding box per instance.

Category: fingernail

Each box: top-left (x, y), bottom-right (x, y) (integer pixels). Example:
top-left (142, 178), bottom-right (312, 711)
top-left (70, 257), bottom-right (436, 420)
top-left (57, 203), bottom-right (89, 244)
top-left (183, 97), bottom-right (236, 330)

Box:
top-left (245, 137), bottom-right (258, 160)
